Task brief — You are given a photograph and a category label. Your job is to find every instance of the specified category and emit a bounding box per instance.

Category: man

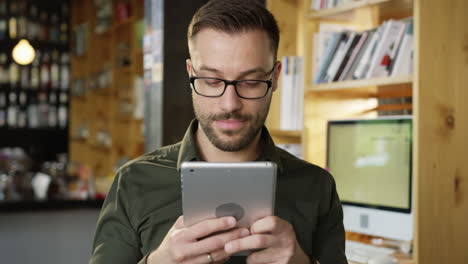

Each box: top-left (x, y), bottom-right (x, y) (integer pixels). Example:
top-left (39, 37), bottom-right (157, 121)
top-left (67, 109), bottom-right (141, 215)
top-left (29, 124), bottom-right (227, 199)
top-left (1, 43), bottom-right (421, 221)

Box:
top-left (90, 1), bottom-right (347, 264)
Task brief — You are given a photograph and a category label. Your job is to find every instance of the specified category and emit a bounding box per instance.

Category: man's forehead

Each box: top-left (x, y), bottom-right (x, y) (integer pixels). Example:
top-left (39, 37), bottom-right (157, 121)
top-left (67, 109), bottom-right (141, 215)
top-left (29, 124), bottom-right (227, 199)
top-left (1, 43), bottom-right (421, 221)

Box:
top-left (196, 64), bottom-right (270, 75)
top-left (189, 28), bottom-right (274, 58)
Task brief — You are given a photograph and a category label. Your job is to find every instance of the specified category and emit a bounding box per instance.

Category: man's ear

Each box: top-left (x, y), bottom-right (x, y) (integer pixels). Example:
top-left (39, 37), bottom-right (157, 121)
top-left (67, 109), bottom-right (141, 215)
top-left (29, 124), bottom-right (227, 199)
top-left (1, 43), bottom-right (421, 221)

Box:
top-left (186, 59), bottom-right (192, 77)
top-left (272, 61), bottom-right (282, 92)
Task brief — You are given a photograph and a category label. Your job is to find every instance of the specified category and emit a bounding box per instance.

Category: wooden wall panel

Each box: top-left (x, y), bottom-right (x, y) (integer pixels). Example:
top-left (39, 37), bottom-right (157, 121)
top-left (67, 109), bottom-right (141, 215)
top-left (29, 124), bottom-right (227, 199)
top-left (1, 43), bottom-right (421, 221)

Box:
top-left (266, 0), bottom-right (301, 130)
top-left (414, 0), bottom-right (468, 263)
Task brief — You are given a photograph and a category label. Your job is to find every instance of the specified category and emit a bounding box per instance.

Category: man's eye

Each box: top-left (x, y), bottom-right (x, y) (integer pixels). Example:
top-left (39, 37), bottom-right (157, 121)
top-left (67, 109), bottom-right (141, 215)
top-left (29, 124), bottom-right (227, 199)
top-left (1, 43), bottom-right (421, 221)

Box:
top-left (241, 81), bottom-right (262, 87)
top-left (205, 79), bottom-right (223, 86)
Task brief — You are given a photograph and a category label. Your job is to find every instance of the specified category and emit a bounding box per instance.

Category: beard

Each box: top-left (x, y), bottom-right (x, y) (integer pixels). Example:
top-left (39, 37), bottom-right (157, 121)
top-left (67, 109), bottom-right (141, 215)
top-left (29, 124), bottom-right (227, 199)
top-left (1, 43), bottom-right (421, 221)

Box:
top-left (194, 98), bottom-right (271, 152)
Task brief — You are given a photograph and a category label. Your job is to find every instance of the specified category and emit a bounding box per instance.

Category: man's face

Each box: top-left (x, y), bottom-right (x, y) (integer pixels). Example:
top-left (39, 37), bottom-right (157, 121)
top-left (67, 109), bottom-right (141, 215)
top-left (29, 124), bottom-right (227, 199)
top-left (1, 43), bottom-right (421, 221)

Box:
top-left (187, 28), bottom-right (280, 152)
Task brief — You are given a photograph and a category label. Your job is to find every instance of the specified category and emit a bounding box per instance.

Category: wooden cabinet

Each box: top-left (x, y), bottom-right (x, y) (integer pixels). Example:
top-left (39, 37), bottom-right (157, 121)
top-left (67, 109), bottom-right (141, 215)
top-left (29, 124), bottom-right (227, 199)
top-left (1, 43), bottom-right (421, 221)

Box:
top-left (266, 0), bottom-right (468, 263)
top-left (70, 0), bottom-right (144, 194)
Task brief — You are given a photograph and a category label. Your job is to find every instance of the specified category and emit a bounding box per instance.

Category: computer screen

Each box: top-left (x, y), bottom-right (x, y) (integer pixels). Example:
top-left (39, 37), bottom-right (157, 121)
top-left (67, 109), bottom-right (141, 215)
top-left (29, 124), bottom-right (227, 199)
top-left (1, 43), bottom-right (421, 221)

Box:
top-left (327, 116), bottom-right (413, 241)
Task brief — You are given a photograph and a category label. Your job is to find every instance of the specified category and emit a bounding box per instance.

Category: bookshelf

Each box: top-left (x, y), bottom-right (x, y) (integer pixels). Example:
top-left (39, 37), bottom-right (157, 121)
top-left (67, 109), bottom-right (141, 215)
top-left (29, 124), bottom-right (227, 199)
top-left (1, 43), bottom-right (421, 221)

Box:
top-left (69, 0), bottom-right (144, 196)
top-left (310, 74), bottom-right (412, 91)
top-left (308, 0), bottom-right (390, 18)
top-left (267, 0), bottom-right (468, 263)
top-left (269, 129), bottom-right (302, 144)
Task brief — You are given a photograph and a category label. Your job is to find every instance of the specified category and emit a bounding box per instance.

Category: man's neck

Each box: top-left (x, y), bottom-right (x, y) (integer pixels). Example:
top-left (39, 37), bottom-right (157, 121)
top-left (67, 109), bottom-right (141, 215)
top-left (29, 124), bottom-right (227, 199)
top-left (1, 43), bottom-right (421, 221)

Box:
top-left (195, 128), bottom-right (263, 162)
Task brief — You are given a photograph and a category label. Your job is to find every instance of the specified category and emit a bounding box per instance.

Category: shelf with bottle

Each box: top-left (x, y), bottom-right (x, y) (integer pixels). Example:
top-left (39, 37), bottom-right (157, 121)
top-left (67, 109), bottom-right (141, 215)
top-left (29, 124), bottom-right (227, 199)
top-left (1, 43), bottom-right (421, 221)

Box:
top-left (0, 147), bottom-right (104, 212)
top-left (0, 89), bottom-right (69, 130)
top-left (69, 0), bottom-right (145, 190)
top-left (0, 0), bottom-right (70, 47)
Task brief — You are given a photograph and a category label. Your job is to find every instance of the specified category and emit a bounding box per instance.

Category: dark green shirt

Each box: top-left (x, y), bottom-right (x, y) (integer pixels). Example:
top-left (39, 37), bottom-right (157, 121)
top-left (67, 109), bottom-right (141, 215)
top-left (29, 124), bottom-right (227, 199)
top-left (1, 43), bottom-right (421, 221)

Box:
top-left (90, 121), bottom-right (347, 264)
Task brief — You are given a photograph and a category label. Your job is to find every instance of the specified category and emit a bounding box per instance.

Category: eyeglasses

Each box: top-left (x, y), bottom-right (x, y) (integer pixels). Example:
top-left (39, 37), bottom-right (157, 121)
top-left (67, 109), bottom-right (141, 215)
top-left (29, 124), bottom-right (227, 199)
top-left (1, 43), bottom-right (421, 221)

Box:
top-left (189, 65), bottom-right (276, 99)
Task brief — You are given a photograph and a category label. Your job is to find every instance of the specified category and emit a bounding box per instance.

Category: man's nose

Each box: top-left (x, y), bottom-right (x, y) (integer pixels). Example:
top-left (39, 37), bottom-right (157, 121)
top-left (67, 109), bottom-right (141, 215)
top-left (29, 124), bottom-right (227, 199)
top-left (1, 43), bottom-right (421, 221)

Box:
top-left (219, 84), bottom-right (242, 112)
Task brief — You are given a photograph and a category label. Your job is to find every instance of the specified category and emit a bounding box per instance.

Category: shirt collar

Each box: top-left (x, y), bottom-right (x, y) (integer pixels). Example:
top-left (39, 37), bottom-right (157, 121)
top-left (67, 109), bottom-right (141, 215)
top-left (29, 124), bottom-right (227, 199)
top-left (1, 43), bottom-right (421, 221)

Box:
top-left (177, 119), bottom-right (284, 173)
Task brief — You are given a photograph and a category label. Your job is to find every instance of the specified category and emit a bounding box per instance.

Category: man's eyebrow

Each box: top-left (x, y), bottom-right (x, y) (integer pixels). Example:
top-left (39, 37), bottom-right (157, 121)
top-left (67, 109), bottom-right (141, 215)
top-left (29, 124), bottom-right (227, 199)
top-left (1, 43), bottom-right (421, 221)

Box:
top-left (197, 65), bottom-right (269, 77)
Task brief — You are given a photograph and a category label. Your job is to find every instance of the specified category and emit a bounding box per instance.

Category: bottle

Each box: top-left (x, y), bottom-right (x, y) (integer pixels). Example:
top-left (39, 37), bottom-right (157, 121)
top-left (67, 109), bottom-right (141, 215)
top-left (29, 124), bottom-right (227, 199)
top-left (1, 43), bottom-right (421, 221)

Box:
top-left (27, 94), bottom-right (39, 128)
top-left (28, 4), bottom-right (39, 40)
top-left (8, 1), bottom-right (18, 39)
top-left (17, 0), bottom-right (27, 39)
top-left (9, 62), bottom-right (19, 88)
top-left (17, 91), bottom-right (27, 128)
top-left (0, 53), bottom-right (8, 86)
top-left (51, 50), bottom-right (60, 89)
top-left (58, 92), bottom-right (67, 128)
top-left (37, 92), bottom-right (48, 127)
top-left (30, 50), bottom-right (40, 89)
top-left (39, 11), bottom-right (49, 41)
top-left (50, 14), bottom-right (60, 43)
top-left (60, 53), bottom-right (70, 90)
top-left (20, 65), bottom-right (29, 89)
top-left (7, 92), bottom-right (18, 128)
top-left (60, 3), bottom-right (69, 43)
top-left (0, 91), bottom-right (6, 127)
top-left (48, 92), bottom-right (57, 128)
top-left (0, 1), bottom-right (7, 41)
top-left (40, 52), bottom-right (50, 90)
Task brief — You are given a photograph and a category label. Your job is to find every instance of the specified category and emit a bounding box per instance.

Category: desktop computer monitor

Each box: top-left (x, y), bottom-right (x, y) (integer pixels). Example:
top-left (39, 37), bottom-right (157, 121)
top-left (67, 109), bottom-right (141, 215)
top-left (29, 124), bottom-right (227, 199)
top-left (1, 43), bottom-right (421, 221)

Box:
top-left (327, 116), bottom-right (413, 241)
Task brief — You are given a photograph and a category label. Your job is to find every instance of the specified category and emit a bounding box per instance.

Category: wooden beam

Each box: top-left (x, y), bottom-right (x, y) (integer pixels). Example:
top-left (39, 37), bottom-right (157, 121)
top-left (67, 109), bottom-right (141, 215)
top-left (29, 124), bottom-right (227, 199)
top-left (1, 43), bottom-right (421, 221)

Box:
top-left (414, 0), bottom-right (468, 263)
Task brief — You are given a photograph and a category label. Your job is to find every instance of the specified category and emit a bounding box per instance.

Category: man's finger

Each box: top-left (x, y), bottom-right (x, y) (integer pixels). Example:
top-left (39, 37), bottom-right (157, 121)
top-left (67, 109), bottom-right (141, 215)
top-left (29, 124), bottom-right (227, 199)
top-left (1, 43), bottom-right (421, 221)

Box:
top-left (250, 216), bottom-right (287, 235)
top-left (173, 216), bottom-right (185, 229)
top-left (246, 247), bottom-right (284, 264)
top-left (184, 216), bottom-right (237, 241)
top-left (224, 234), bottom-right (275, 255)
top-left (186, 228), bottom-right (250, 253)
top-left (186, 247), bottom-right (231, 264)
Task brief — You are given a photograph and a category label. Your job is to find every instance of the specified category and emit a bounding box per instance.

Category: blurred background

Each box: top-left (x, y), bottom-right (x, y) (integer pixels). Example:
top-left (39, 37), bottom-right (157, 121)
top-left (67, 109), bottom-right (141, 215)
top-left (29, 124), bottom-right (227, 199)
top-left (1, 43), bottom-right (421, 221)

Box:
top-left (0, 0), bottom-right (206, 263)
top-left (0, 0), bottom-right (466, 264)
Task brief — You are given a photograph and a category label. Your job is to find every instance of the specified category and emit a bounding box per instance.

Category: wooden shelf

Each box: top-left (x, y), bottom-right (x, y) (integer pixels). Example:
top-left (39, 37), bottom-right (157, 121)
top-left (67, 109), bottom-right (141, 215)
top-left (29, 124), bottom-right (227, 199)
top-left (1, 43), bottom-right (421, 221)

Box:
top-left (375, 102), bottom-right (412, 111)
top-left (308, 0), bottom-right (390, 19)
top-left (71, 137), bottom-right (89, 143)
top-left (270, 129), bottom-right (302, 138)
top-left (270, 129), bottom-right (302, 144)
top-left (113, 16), bottom-right (136, 31)
top-left (308, 75), bottom-right (412, 92)
top-left (90, 143), bottom-right (112, 151)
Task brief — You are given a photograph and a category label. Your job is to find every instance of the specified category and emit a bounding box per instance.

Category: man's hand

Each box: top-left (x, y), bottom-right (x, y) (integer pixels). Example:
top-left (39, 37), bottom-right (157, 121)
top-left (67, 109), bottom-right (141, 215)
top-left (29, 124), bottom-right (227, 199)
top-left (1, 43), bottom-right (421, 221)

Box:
top-left (224, 216), bottom-right (311, 264)
top-left (147, 216), bottom-right (250, 264)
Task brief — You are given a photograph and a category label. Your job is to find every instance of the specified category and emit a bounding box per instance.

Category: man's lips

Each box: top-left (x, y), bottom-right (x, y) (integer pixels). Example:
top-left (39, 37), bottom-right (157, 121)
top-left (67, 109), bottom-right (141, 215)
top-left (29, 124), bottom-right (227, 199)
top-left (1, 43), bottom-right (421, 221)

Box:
top-left (215, 119), bottom-right (246, 130)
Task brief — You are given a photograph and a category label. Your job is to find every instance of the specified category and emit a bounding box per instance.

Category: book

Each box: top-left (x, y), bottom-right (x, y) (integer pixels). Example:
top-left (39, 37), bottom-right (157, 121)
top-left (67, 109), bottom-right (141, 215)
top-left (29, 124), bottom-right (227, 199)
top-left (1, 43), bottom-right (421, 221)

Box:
top-left (344, 30), bottom-right (374, 80)
top-left (366, 20), bottom-right (407, 78)
top-left (280, 56), bottom-right (303, 130)
top-left (391, 18), bottom-right (414, 77)
top-left (353, 23), bottom-right (386, 79)
top-left (333, 33), bottom-right (362, 82)
top-left (324, 31), bottom-right (355, 82)
top-left (280, 56), bottom-right (293, 130)
top-left (313, 32), bottom-right (345, 83)
top-left (338, 31), bottom-right (369, 81)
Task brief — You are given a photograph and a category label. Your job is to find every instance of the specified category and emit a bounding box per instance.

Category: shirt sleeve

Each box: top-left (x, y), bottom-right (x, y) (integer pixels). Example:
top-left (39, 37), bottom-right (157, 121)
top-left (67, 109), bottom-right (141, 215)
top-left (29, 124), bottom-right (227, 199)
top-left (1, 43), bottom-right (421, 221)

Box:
top-left (312, 170), bottom-right (348, 264)
top-left (89, 170), bottom-right (146, 264)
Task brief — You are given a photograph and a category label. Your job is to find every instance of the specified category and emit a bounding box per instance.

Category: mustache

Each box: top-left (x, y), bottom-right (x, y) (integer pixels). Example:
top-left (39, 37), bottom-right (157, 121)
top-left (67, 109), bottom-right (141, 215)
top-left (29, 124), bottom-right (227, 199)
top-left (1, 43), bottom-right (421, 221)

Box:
top-left (209, 111), bottom-right (252, 121)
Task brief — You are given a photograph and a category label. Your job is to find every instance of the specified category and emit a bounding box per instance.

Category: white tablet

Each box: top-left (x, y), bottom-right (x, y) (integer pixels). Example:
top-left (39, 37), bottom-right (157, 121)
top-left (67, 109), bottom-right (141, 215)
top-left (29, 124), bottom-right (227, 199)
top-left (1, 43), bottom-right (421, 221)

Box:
top-left (181, 161), bottom-right (277, 228)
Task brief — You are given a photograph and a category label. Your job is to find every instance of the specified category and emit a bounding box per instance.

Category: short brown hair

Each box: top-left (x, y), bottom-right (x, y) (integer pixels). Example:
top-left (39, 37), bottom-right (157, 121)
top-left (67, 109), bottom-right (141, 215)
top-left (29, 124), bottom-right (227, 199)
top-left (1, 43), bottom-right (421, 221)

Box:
top-left (187, 0), bottom-right (280, 60)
